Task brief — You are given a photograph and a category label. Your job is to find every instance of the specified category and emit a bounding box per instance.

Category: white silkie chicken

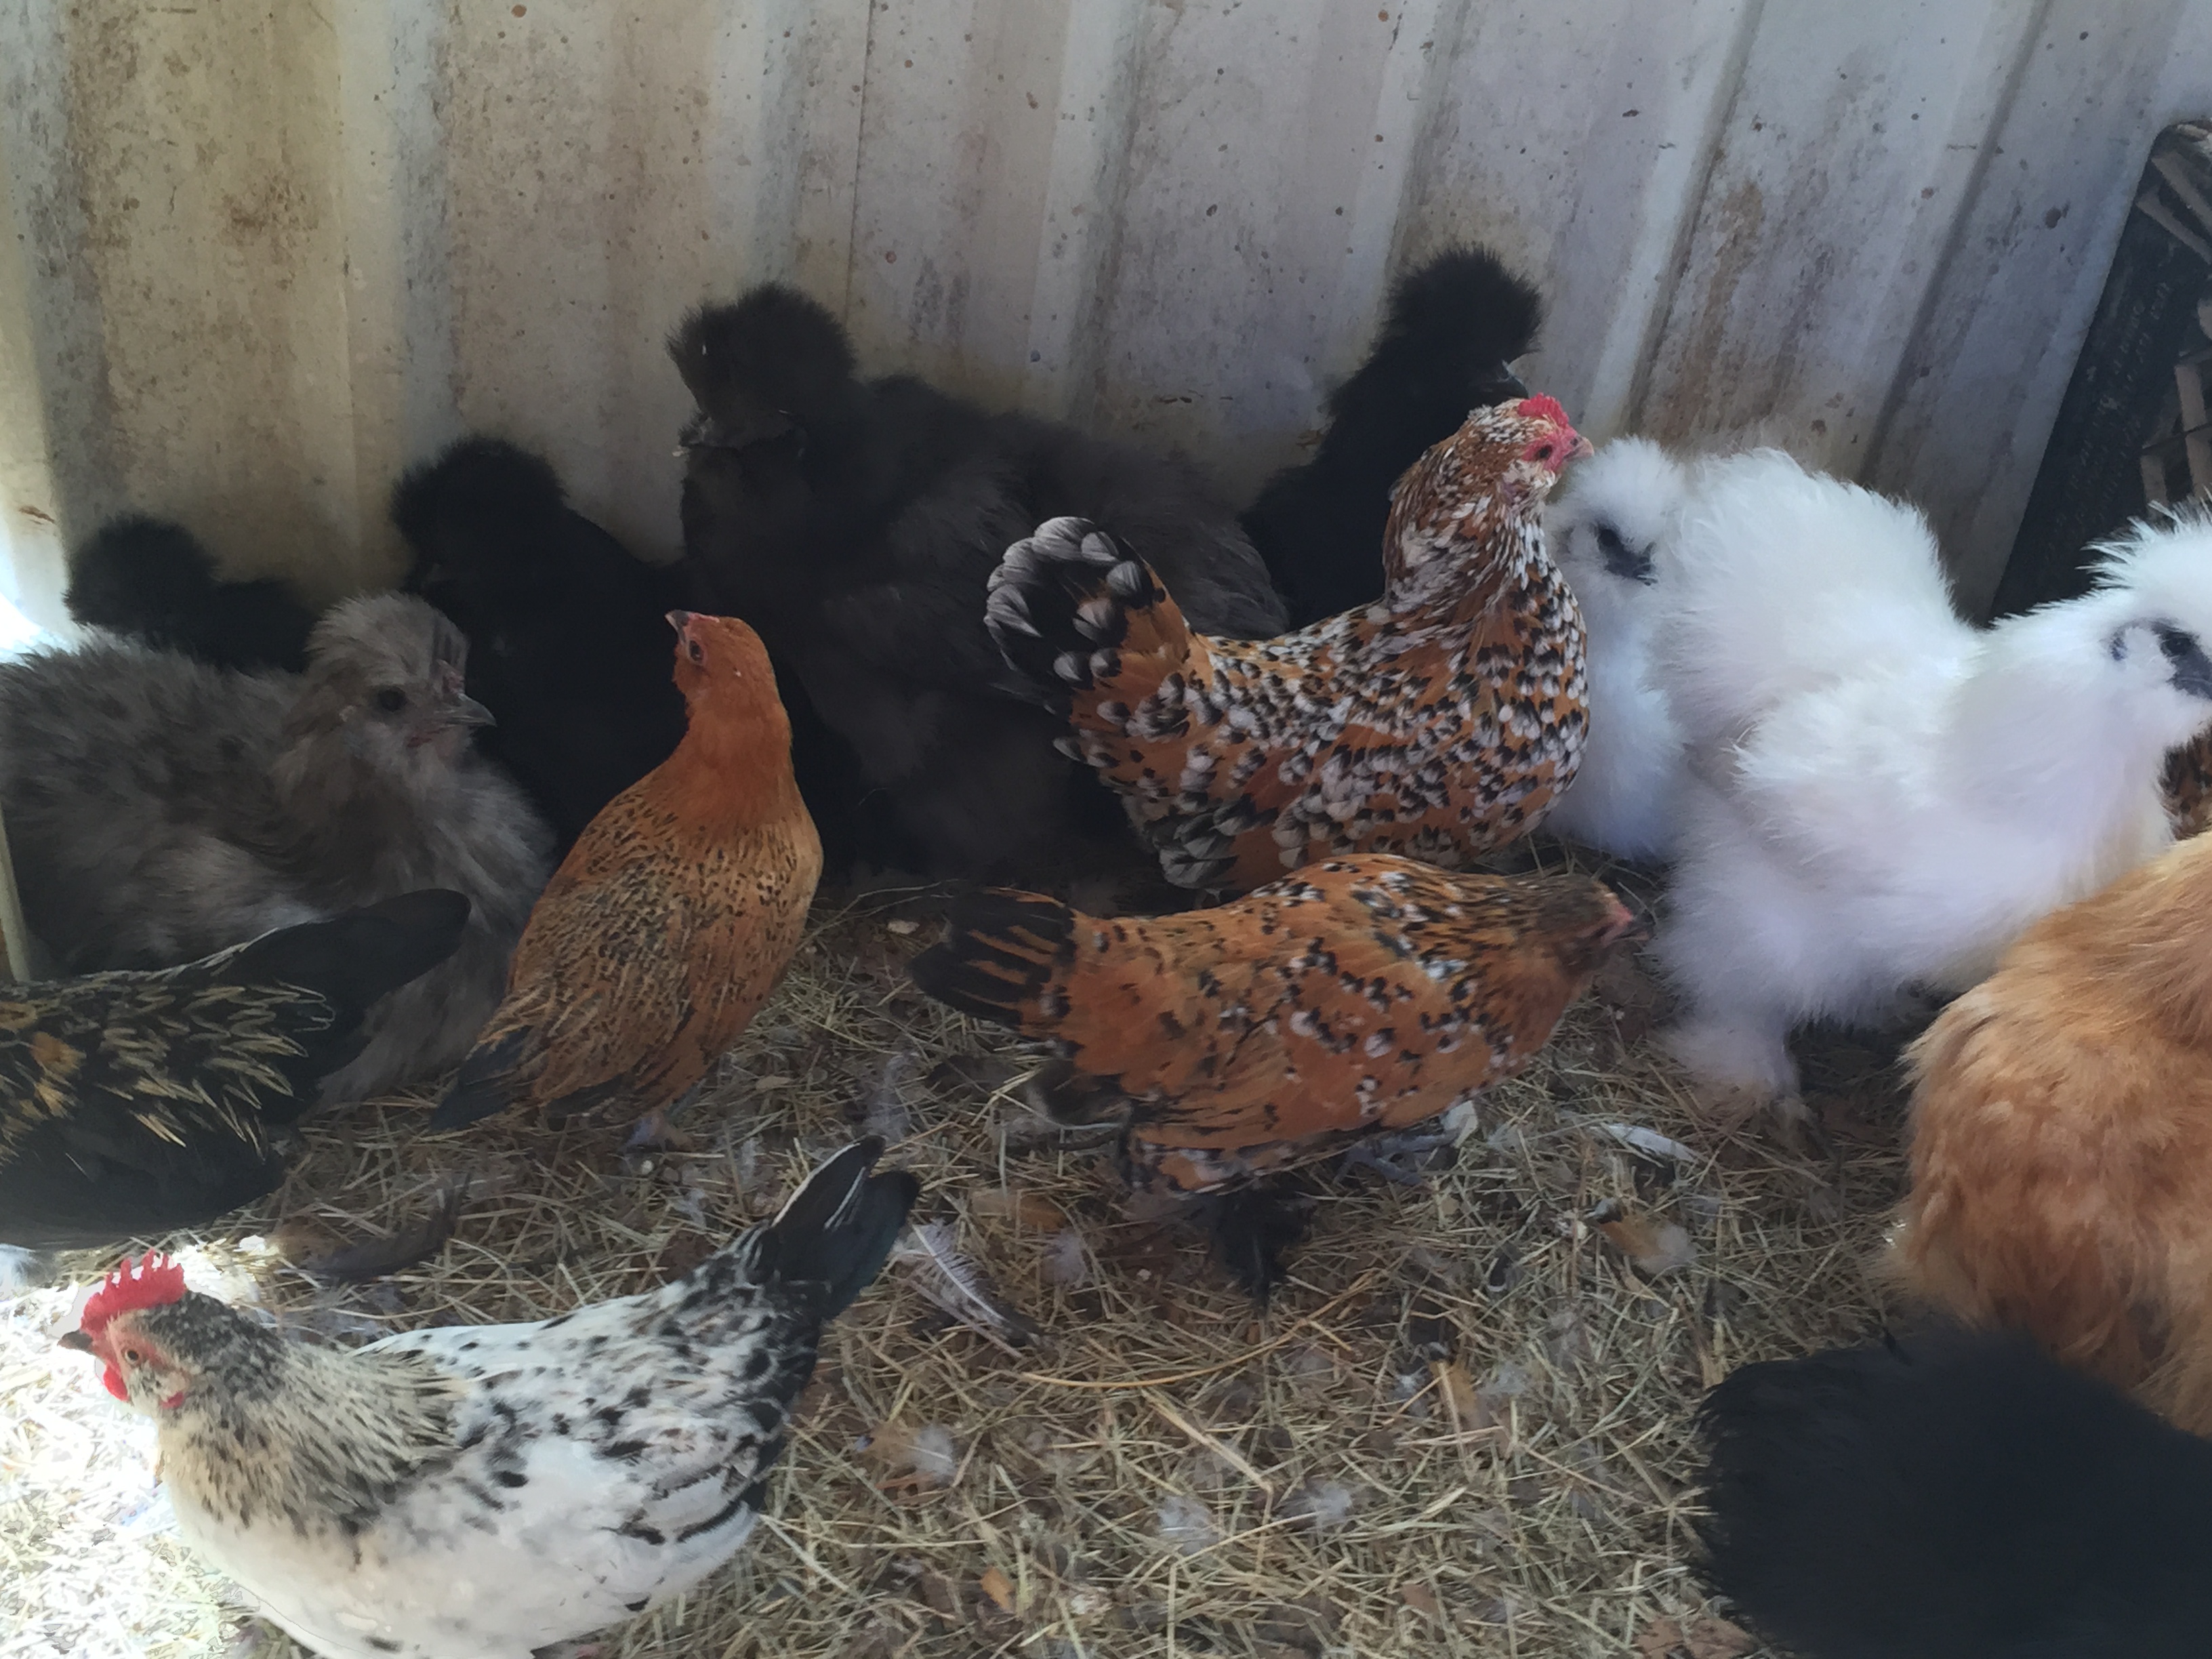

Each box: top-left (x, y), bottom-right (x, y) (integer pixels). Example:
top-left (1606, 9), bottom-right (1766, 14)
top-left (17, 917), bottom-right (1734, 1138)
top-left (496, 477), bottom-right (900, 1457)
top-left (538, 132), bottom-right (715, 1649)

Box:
top-left (1542, 437), bottom-right (1689, 861)
top-left (58, 1141), bottom-right (918, 1659)
top-left (1650, 452), bottom-right (2212, 1105)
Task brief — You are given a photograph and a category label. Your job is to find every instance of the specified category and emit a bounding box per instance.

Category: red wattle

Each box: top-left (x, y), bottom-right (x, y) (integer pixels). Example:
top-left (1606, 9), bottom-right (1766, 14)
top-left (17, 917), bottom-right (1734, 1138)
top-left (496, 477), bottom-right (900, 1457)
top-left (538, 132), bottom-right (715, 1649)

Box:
top-left (102, 1366), bottom-right (127, 1401)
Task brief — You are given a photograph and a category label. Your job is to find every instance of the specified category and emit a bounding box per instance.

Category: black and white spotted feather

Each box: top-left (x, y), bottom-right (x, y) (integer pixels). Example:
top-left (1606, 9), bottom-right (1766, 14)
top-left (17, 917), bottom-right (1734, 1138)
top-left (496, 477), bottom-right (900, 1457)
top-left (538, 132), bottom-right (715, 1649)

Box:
top-left (83, 1140), bottom-right (918, 1659)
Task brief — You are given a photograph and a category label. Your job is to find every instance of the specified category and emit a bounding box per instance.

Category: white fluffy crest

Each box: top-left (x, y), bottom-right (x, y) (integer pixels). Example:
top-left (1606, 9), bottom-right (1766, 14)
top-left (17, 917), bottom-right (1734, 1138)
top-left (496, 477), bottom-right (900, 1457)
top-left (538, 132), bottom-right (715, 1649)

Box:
top-left (1543, 437), bottom-right (1690, 859)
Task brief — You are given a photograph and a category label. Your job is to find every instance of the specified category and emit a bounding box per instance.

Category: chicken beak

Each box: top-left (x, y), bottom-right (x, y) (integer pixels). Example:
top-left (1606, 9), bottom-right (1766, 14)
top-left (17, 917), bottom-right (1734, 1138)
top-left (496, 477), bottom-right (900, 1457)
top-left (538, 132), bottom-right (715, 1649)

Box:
top-left (57, 1330), bottom-right (94, 1353)
top-left (1600, 899), bottom-right (1650, 948)
top-left (445, 693), bottom-right (496, 729)
top-left (1565, 432), bottom-right (1595, 466)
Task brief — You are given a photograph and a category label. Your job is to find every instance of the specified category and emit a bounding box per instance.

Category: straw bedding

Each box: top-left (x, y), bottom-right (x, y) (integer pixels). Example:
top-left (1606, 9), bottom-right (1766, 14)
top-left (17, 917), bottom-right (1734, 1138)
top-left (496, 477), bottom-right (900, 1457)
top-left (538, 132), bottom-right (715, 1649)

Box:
top-left (1, 848), bottom-right (1911, 1659)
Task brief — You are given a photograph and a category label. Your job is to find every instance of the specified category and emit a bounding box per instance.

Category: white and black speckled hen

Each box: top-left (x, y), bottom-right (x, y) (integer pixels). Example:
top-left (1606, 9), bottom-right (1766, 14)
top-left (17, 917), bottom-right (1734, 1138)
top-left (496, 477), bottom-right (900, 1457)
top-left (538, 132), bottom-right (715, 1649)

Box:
top-left (59, 1139), bottom-right (918, 1659)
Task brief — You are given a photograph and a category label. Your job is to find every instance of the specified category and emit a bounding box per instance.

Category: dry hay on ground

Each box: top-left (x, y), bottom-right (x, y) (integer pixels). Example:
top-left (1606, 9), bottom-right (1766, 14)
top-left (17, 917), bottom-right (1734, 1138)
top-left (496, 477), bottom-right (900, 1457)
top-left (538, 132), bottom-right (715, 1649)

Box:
top-left (1, 861), bottom-right (1912, 1659)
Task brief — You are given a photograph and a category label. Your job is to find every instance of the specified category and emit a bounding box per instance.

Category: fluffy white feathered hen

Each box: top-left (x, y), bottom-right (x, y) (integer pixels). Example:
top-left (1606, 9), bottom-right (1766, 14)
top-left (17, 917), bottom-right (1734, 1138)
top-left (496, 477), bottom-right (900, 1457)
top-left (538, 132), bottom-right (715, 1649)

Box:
top-left (1542, 437), bottom-right (1688, 860)
top-left (59, 1141), bottom-right (918, 1659)
top-left (0, 595), bottom-right (553, 1099)
top-left (1651, 455), bottom-right (2212, 1104)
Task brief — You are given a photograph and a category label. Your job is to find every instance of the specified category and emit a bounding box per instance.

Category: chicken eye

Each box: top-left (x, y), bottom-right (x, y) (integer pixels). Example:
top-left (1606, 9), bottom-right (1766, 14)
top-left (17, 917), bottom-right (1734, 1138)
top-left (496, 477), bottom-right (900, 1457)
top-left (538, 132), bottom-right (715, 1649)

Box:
top-left (686, 640), bottom-right (707, 666)
top-left (122, 1347), bottom-right (144, 1365)
top-left (374, 688), bottom-right (408, 713)
top-left (1532, 443), bottom-right (1555, 462)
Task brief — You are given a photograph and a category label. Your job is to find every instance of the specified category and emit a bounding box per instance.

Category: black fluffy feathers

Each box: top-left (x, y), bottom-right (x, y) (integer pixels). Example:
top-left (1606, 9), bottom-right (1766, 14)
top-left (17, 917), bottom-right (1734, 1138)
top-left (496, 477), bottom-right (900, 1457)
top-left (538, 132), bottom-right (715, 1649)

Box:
top-left (64, 516), bottom-right (315, 672)
top-left (1243, 245), bottom-right (1542, 625)
top-left (1696, 1328), bottom-right (2212, 1658)
top-left (394, 436), bottom-right (688, 851)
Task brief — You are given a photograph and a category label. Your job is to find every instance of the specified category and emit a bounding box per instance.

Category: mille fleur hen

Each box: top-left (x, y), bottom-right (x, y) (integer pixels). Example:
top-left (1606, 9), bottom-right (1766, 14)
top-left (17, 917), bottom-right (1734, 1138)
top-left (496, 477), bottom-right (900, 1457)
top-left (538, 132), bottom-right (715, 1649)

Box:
top-left (985, 396), bottom-right (1594, 893)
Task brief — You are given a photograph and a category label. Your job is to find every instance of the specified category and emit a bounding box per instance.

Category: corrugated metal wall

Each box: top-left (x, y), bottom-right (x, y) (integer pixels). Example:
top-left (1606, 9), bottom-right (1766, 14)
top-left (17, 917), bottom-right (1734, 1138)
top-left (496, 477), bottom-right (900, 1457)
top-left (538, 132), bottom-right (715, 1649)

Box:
top-left (3, 0), bottom-right (2209, 634)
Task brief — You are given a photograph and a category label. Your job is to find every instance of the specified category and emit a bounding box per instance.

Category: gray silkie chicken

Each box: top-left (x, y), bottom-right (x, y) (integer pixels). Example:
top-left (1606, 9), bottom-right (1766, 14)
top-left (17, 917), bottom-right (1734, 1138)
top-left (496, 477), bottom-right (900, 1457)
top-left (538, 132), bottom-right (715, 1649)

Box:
top-left (0, 594), bottom-right (554, 1101)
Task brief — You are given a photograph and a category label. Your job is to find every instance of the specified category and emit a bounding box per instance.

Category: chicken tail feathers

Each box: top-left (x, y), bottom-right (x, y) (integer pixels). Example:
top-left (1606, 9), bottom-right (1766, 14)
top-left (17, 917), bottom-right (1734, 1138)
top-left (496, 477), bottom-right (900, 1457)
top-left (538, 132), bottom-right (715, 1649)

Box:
top-left (908, 888), bottom-right (1076, 1033)
top-left (428, 1025), bottom-right (534, 1131)
top-left (224, 890), bottom-right (471, 1015)
top-left (756, 1137), bottom-right (922, 1322)
top-left (985, 517), bottom-right (1194, 714)
top-left (1696, 1328), bottom-right (2212, 1656)
top-left (64, 515), bottom-right (315, 673)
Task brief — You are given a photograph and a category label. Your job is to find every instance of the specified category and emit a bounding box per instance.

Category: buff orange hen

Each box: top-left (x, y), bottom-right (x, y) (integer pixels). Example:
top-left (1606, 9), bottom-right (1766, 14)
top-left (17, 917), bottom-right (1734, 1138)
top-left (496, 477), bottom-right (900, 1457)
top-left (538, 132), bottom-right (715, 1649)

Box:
top-left (433, 611), bottom-right (821, 1136)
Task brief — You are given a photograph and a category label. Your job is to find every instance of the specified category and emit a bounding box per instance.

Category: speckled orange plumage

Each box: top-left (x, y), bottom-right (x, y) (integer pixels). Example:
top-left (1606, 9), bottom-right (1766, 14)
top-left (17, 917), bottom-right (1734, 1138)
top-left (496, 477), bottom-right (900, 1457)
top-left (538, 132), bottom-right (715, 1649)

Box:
top-left (434, 614), bottom-right (821, 1129)
top-left (1896, 830), bottom-right (2212, 1432)
top-left (912, 855), bottom-right (1637, 1194)
top-left (987, 398), bottom-right (1591, 893)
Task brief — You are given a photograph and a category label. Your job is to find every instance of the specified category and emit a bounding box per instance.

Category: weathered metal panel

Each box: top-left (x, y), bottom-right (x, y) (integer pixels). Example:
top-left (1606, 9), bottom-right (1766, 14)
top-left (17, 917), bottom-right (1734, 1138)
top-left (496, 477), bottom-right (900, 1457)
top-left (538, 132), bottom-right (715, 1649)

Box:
top-left (1, 0), bottom-right (2207, 628)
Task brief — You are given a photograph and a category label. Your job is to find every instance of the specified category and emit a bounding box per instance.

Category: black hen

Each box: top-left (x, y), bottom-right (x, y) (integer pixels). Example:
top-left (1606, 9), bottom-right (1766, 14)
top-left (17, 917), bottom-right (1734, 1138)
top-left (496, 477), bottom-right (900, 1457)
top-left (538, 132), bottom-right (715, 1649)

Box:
top-left (1243, 247), bottom-right (1543, 626)
top-left (669, 284), bottom-right (1288, 882)
top-left (394, 437), bottom-right (689, 851)
top-left (0, 890), bottom-right (470, 1249)
top-left (64, 516), bottom-right (315, 672)
top-left (1696, 1328), bottom-right (2212, 1659)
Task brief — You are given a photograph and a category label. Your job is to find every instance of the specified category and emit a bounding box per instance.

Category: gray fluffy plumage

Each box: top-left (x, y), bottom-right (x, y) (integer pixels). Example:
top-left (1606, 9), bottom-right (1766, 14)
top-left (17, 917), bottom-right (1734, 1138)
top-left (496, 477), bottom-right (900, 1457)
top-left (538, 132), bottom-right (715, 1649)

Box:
top-left (0, 594), bottom-right (554, 1101)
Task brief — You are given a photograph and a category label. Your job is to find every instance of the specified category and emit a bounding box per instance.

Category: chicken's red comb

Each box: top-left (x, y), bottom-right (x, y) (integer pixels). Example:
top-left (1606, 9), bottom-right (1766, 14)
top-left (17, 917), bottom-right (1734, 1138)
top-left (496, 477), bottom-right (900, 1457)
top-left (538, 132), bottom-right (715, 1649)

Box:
top-left (1515, 394), bottom-right (1574, 429)
top-left (79, 1252), bottom-right (187, 1338)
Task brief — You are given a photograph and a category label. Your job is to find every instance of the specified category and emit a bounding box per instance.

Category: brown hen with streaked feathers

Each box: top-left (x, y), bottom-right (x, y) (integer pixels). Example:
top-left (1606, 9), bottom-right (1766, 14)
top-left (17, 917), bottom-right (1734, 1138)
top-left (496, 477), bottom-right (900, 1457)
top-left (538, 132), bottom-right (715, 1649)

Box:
top-left (1895, 829), bottom-right (2212, 1433)
top-left (432, 612), bottom-right (821, 1134)
top-left (912, 855), bottom-right (1639, 1193)
top-left (986, 398), bottom-right (1591, 893)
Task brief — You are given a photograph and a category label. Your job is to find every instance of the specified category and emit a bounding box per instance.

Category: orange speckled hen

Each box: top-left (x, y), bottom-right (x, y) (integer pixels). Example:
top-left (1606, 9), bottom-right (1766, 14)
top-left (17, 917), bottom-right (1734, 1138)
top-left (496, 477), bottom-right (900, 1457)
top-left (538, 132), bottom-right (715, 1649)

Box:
top-left (985, 397), bottom-right (1593, 893)
top-left (911, 855), bottom-right (1638, 1200)
top-left (432, 612), bottom-right (821, 1136)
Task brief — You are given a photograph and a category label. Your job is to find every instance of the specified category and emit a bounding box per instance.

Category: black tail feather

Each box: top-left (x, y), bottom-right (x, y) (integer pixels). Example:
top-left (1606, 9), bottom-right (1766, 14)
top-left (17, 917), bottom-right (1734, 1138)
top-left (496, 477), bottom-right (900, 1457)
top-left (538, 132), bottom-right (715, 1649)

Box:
top-left (985, 516), bottom-right (1165, 708)
top-left (908, 888), bottom-right (1075, 1028)
top-left (1696, 1327), bottom-right (2212, 1658)
top-left (65, 515), bottom-right (314, 673)
top-left (222, 890), bottom-right (470, 1013)
top-left (427, 1025), bottom-right (534, 1132)
top-left (756, 1137), bottom-right (921, 1320)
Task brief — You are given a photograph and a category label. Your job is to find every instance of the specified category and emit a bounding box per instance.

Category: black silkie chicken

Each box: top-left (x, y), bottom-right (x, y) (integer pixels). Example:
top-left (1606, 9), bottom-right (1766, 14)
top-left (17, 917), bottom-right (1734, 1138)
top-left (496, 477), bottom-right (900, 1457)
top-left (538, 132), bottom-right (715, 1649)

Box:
top-left (63, 514), bottom-right (316, 673)
top-left (1241, 244), bottom-right (1544, 626)
top-left (1696, 1327), bottom-right (2212, 1658)
top-left (394, 436), bottom-right (690, 853)
top-left (0, 892), bottom-right (470, 1249)
top-left (668, 283), bottom-right (1289, 882)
